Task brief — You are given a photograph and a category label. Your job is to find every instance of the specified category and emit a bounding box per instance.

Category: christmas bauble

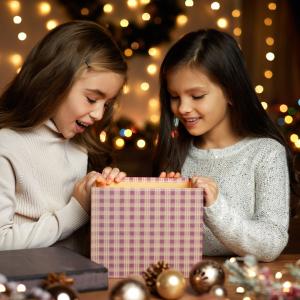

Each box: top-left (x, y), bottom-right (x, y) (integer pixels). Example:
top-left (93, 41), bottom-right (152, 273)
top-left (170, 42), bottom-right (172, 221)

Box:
top-left (156, 270), bottom-right (186, 300)
top-left (189, 260), bottom-right (225, 294)
top-left (109, 279), bottom-right (150, 300)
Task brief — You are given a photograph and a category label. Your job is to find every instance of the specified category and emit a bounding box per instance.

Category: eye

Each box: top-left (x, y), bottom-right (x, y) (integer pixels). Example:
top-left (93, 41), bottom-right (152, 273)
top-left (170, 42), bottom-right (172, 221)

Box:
top-left (170, 95), bottom-right (179, 101)
top-left (86, 97), bottom-right (97, 104)
top-left (192, 94), bottom-right (206, 100)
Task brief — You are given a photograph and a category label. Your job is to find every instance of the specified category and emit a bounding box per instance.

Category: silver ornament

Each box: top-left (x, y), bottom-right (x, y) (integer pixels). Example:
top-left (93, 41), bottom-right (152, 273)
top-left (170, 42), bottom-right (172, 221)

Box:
top-left (189, 260), bottom-right (225, 294)
top-left (109, 279), bottom-right (150, 300)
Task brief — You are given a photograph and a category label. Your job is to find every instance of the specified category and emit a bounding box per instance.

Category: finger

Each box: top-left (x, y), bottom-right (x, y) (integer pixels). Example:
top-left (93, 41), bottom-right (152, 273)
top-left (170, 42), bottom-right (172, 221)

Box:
top-left (96, 175), bottom-right (106, 187)
top-left (85, 173), bottom-right (101, 192)
top-left (102, 167), bottom-right (113, 179)
top-left (106, 167), bottom-right (120, 184)
top-left (174, 172), bottom-right (181, 178)
top-left (113, 171), bottom-right (127, 183)
top-left (167, 172), bottom-right (175, 178)
top-left (159, 172), bottom-right (167, 178)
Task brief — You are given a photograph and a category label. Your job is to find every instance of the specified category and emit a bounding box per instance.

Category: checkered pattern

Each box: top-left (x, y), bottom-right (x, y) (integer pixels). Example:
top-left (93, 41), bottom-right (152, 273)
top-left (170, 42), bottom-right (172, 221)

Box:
top-left (91, 177), bottom-right (203, 277)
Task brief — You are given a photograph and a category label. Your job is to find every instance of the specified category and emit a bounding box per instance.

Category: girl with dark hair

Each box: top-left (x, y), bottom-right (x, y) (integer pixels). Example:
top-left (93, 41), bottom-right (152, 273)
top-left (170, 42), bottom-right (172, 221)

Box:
top-left (0, 21), bottom-right (127, 251)
top-left (154, 29), bottom-right (290, 261)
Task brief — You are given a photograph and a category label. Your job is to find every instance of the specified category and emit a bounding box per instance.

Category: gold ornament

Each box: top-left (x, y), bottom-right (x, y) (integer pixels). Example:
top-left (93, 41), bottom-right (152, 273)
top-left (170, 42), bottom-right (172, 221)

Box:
top-left (210, 285), bottom-right (228, 297)
top-left (142, 261), bottom-right (169, 293)
top-left (156, 270), bottom-right (186, 300)
top-left (189, 260), bottom-right (225, 294)
top-left (109, 279), bottom-right (150, 300)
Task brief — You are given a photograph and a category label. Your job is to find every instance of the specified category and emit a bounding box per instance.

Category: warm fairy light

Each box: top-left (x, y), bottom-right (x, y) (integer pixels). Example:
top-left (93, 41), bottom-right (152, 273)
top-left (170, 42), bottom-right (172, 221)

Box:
top-left (232, 9), bottom-right (241, 17)
top-left (185, 0), bottom-right (194, 7)
top-left (268, 2), bottom-right (277, 10)
top-left (120, 19), bottom-right (129, 27)
top-left (284, 116), bottom-right (293, 124)
top-left (233, 27), bottom-right (242, 37)
top-left (290, 134), bottom-right (299, 143)
top-left (147, 64), bottom-right (157, 75)
top-left (282, 281), bottom-right (292, 293)
top-left (264, 70), bottom-right (273, 79)
top-left (264, 17), bottom-right (272, 26)
top-left (140, 82), bottom-right (150, 91)
top-left (148, 47), bottom-right (160, 57)
top-left (142, 13), bottom-right (151, 21)
top-left (18, 32), bottom-right (27, 41)
top-left (255, 85), bottom-right (264, 94)
top-left (266, 52), bottom-right (275, 61)
top-left (295, 140), bottom-right (300, 148)
top-left (103, 3), bottom-right (113, 13)
top-left (124, 129), bottom-right (133, 138)
top-left (46, 19), bottom-right (58, 30)
top-left (150, 114), bottom-right (160, 124)
top-left (123, 84), bottom-right (130, 94)
top-left (265, 37), bottom-right (274, 46)
top-left (13, 16), bottom-right (22, 24)
top-left (176, 14), bottom-right (188, 26)
top-left (81, 8), bottom-right (89, 16)
top-left (9, 53), bottom-right (22, 66)
top-left (275, 271), bottom-right (283, 279)
top-left (279, 104), bottom-right (288, 113)
top-left (38, 2), bottom-right (51, 15)
top-left (16, 67), bottom-right (21, 73)
top-left (124, 48), bottom-right (133, 57)
top-left (217, 18), bottom-right (228, 29)
top-left (211, 2), bottom-right (220, 10)
top-left (140, 0), bottom-right (150, 4)
top-left (0, 284), bottom-right (6, 293)
top-left (114, 137), bottom-right (125, 149)
top-left (136, 139), bottom-right (146, 149)
top-left (7, 1), bottom-right (21, 13)
top-left (243, 297), bottom-right (251, 300)
top-left (99, 131), bottom-right (107, 143)
top-left (127, 0), bottom-right (138, 8)
top-left (149, 98), bottom-right (159, 109)
top-left (16, 284), bottom-right (26, 293)
top-left (131, 42), bottom-right (139, 50)
top-left (261, 102), bottom-right (268, 110)
top-left (229, 257), bottom-right (237, 263)
top-left (236, 287), bottom-right (245, 294)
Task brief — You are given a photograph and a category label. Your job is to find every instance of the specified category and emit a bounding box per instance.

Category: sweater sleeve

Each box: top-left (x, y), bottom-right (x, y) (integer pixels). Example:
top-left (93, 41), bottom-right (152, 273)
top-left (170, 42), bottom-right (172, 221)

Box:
top-left (204, 147), bottom-right (289, 262)
top-left (0, 156), bottom-right (89, 250)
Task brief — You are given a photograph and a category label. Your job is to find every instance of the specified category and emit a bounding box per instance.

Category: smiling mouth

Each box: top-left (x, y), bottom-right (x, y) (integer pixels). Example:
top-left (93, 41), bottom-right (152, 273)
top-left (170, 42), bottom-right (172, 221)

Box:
top-left (183, 117), bottom-right (200, 126)
top-left (76, 120), bottom-right (89, 129)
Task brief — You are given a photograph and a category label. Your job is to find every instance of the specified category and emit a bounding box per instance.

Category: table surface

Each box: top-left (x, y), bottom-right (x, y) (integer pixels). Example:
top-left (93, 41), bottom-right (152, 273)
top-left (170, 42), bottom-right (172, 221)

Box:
top-left (80, 254), bottom-right (300, 300)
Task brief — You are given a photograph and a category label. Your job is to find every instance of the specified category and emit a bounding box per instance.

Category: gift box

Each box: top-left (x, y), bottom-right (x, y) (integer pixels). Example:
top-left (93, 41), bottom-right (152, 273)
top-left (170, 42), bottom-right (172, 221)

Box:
top-left (91, 177), bottom-right (203, 277)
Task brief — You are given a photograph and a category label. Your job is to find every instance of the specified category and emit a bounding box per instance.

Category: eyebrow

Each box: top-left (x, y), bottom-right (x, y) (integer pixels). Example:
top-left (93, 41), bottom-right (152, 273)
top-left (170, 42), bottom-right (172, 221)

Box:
top-left (86, 88), bottom-right (106, 98)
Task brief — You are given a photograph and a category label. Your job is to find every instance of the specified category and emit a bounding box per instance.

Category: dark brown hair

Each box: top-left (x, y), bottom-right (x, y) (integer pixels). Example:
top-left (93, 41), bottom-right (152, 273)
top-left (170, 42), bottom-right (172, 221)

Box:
top-left (0, 20), bottom-right (127, 171)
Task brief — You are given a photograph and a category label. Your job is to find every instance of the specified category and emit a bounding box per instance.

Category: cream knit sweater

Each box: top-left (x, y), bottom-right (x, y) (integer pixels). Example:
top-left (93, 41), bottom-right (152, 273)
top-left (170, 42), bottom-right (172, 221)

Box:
top-left (182, 137), bottom-right (290, 262)
top-left (0, 120), bottom-right (89, 250)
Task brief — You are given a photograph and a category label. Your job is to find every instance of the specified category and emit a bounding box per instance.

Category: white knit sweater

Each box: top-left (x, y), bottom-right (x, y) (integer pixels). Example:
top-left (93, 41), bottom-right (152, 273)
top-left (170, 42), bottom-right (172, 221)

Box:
top-left (181, 137), bottom-right (290, 262)
top-left (0, 120), bottom-right (89, 250)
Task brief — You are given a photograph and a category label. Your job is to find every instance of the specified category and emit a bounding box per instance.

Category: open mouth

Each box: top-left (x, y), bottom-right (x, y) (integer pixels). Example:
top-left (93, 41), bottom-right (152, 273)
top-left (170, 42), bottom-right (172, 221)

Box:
top-left (76, 120), bottom-right (89, 129)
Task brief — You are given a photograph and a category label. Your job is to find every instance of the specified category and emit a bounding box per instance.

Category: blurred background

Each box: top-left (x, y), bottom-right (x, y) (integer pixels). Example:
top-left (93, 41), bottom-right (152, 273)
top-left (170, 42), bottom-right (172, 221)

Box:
top-left (0, 0), bottom-right (299, 250)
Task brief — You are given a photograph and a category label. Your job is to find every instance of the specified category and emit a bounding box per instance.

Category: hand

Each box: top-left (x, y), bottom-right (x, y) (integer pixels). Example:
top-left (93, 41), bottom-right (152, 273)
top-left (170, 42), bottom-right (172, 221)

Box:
top-left (100, 167), bottom-right (127, 185)
top-left (72, 171), bottom-right (101, 214)
top-left (190, 176), bottom-right (218, 207)
top-left (159, 171), bottom-right (181, 178)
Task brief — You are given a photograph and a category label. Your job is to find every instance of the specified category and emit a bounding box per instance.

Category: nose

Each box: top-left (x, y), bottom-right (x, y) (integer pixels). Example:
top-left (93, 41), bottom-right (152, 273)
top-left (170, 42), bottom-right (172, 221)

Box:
top-left (89, 103), bottom-right (104, 121)
top-left (178, 97), bottom-right (193, 114)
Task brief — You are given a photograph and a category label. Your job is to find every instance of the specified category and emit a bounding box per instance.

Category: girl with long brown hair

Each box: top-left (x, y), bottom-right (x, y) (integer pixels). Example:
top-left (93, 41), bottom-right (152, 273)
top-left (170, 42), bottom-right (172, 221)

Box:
top-left (0, 21), bottom-right (127, 252)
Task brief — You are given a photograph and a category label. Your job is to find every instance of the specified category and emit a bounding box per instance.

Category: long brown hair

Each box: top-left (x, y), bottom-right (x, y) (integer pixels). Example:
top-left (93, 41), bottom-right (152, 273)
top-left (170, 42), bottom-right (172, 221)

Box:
top-left (0, 20), bottom-right (127, 171)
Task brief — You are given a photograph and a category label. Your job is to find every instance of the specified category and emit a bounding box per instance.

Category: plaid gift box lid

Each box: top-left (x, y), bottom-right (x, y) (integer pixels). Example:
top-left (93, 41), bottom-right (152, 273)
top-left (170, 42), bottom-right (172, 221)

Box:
top-left (91, 177), bottom-right (203, 278)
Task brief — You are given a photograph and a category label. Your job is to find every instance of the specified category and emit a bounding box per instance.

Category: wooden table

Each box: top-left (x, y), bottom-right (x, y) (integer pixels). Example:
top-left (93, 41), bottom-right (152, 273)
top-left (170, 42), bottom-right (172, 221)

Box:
top-left (80, 254), bottom-right (300, 300)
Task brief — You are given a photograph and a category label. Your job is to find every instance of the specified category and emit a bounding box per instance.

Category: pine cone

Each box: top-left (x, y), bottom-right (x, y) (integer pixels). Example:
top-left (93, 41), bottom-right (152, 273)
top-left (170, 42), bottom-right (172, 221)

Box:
top-left (142, 261), bottom-right (169, 293)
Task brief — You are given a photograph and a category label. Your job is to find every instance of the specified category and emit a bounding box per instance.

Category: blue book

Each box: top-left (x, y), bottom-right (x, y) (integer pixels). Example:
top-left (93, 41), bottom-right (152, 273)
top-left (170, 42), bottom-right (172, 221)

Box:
top-left (0, 246), bottom-right (108, 292)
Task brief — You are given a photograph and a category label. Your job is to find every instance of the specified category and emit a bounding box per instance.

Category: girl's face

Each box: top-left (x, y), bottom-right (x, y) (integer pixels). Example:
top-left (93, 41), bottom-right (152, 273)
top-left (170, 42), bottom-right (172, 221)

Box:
top-left (167, 66), bottom-right (233, 145)
top-left (52, 69), bottom-right (124, 139)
